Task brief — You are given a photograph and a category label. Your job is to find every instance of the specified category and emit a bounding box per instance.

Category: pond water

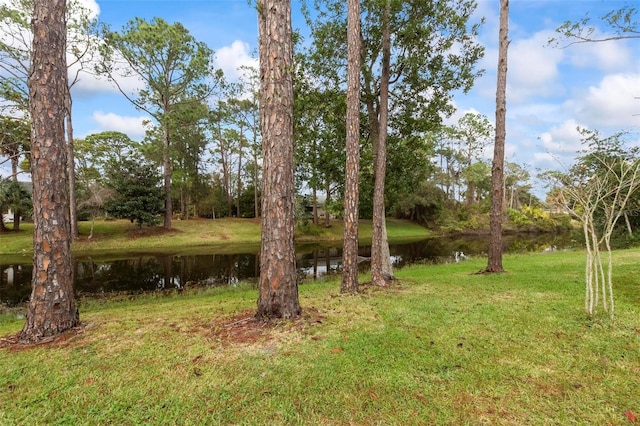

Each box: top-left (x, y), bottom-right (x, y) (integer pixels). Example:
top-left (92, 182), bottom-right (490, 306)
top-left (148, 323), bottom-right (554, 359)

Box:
top-left (0, 232), bottom-right (578, 306)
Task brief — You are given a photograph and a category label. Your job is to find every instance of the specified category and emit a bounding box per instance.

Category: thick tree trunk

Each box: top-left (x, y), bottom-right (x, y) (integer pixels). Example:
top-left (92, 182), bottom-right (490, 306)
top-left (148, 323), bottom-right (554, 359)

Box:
top-left (20, 0), bottom-right (79, 343)
top-left (371, 0), bottom-right (394, 286)
top-left (485, 0), bottom-right (509, 273)
top-left (340, 0), bottom-right (362, 294)
top-left (255, 0), bottom-right (300, 319)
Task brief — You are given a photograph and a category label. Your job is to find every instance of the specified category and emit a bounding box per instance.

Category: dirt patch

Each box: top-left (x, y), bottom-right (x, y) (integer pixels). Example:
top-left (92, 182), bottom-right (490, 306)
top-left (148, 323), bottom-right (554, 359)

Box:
top-left (0, 322), bottom-right (93, 351)
top-left (127, 226), bottom-right (180, 239)
top-left (357, 279), bottom-right (408, 293)
top-left (0, 308), bottom-right (326, 351)
top-left (209, 307), bottom-right (326, 346)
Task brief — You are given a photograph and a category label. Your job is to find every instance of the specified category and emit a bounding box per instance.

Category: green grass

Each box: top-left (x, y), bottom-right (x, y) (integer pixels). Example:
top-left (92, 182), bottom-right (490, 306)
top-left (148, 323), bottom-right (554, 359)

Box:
top-left (1, 249), bottom-right (638, 425)
top-left (0, 217), bottom-right (430, 259)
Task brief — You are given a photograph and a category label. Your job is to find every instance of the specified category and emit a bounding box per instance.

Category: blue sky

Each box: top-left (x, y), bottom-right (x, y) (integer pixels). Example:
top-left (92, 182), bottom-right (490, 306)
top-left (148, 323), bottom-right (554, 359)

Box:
top-left (2, 0), bottom-right (639, 198)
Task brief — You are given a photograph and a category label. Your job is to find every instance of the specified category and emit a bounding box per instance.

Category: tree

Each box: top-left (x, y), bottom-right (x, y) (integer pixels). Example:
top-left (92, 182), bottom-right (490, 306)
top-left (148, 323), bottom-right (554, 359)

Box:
top-left (20, 0), bottom-right (79, 343)
top-left (142, 97), bottom-right (210, 220)
top-left (304, 0), bottom-right (484, 285)
top-left (0, 116), bottom-right (30, 178)
top-left (255, 0), bottom-right (301, 319)
top-left (0, 178), bottom-right (32, 231)
top-left (455, 113), bottom-right (494, 205)
top-left (1, 0), bottom-right (104, 239)
top-left (552, 130), bottom-right (640, 318)
top-left (340, 0), bottom-right (362, 294)
top-left (76, 131), bottom-right (139, 177)
top-left (550, 4), bottom-right (639, 47)
top-left (483, 0), bottom-right (509, 274)
top-left (505, 161), bottom-right (531, 209)
top-left (369, 0), bottom-right (393, 286)
top-left (75, 131), bottom-right (138, 235)
top-left (0, 115), bottom-right (30, 230)
top-left (99, 17), bottom-right (222, 230)
top-left (207, 103), bottom-right (233, 217)
top-left (104, 157), bottom-right (165, 228)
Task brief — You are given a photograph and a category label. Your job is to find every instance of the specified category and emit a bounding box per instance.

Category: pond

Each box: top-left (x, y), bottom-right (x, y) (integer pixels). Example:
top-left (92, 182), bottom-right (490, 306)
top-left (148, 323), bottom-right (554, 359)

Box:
top-left (0, 232), bottom-right (578, 306)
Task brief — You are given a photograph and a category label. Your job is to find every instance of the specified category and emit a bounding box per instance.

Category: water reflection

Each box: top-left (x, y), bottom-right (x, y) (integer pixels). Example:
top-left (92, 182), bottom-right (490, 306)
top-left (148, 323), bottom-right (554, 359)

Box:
top-left (1, 232), bottom-right (578, 306)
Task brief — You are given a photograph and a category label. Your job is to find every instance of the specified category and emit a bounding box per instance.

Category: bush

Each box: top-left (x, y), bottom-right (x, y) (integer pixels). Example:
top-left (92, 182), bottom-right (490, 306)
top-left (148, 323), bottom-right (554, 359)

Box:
top-left (507, 208), bottom-right (533, 228)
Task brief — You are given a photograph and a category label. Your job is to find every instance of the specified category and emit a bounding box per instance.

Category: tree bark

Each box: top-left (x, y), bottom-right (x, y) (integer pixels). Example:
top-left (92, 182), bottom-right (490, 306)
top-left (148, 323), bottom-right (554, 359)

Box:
top-left (340, 0), bottom-right (362, 294)
top-left (253, 137), bottom-right (260, 218)
top-left (371, 0), bottom-right (394, 286)
top-left (11, 171), bottom-right (22, 232)
top-left (163, 124), bottom-right (172, 229)
top-left (65, 96), bottom-right (78, 238)
top-left (485, 0), bottom-right (509, 273)
top-left (20, 0), bottom-right (79, 343)
top-left (255, 0), bottom-right (300, 319)
top-left (237, 127), bottom-right (243, 218)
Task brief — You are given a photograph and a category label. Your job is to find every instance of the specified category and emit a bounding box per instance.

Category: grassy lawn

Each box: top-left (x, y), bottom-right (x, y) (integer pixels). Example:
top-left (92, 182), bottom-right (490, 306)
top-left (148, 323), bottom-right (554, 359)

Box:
top-left (1, 249), bottom-right (638, 424)
top-left (0, 217), bottom-right (430, 260)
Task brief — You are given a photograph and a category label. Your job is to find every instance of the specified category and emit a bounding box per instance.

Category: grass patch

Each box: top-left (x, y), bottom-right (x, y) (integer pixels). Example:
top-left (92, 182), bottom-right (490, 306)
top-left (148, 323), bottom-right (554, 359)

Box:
top-left (0, 218), bottom-right (430, 257)
top-left (1, 249), bottom-right (638, 424)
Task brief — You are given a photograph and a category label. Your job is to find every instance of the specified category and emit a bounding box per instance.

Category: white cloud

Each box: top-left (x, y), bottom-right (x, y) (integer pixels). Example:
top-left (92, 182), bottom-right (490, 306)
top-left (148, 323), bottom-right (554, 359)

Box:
top-left (91, 111), bottom-right (148, 139)
top-left (535, 119), bottom-right (586, 169)
top-left (78, 0), bottom-right (100, 19)
top-left (508, 30), bottom-right (565, 102)
top-left (568, 40), bottom-right (633, 71)
top-left (214, 40), bottom-right (258, 82)
top-left (69, 61), bottom-right (145, 98)
top-left (571, 73), bottom-right (640, 128)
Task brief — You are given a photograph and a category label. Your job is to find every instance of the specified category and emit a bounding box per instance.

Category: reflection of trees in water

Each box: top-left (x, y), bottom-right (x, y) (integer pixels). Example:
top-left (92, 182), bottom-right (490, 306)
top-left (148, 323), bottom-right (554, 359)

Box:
top-left (1, 232), bottom-right (581, 305)
top-left (0, 264), bottom-right (32, 305)
top-left (75, 257), bottom-right (166, 294)
top-left (70, 254), bottom-right (262, 297)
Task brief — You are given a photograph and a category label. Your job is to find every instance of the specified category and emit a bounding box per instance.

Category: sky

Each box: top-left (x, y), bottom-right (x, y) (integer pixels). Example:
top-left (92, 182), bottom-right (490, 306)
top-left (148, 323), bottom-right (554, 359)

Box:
top-left (2, 0), bottom-right (639, 198)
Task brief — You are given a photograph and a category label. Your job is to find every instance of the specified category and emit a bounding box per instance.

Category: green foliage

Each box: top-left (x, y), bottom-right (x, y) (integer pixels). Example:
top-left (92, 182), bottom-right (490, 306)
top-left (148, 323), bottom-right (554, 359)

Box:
top-left (100, 17), bottom-right (220, 119)
top-left (0, 0), bottom-right (103, 116)
top-left (76, 131), bottom-right (139, 182)
top-left (392, 180), bottom-right (445, 225)
top-left (0, 178), bottom-right (31, 220)
top-left (104, 158), bottom-right (165, 228)
top-left (507, 206), bottom-right (572, 232)
top-left (299, 0), bottom-right (485, 221)
top-left (507, 208), bottom-right (531, 227)
top-left (550, 4), bottom-right (639, 46)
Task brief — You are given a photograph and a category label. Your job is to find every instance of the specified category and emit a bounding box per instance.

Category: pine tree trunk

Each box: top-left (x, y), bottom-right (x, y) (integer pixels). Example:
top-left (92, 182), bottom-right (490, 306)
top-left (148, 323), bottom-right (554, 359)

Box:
top-left (485, 0), bottom-right (509, 273)
top-left (340, 0), bottom-right (362, 294)
top-left (10, 124), bottom-right (22, 232)
top-left (66, 98), bottom-right (78, 238)
top-left (163, 125), bottom-right (172, 229)
top-left (237, 134), bottom-right (243, 218)
top-left (255, 0), bottom-right (300, 319)
top-left (20, 0), bottom-right (79, 343)
top-left (371, 0), bottom-right (393, 286)
top-left (253, 149), bottom-right (259, 218)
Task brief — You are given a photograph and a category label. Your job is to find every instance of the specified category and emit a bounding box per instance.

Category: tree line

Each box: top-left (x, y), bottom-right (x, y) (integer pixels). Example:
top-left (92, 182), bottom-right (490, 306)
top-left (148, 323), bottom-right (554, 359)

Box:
top-left (1, 0), bottom-right (540, 234)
